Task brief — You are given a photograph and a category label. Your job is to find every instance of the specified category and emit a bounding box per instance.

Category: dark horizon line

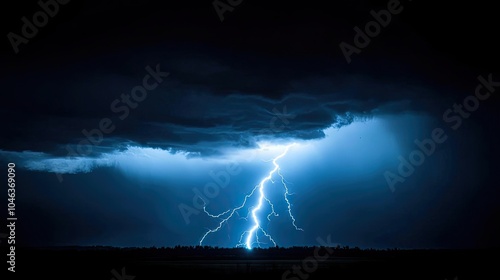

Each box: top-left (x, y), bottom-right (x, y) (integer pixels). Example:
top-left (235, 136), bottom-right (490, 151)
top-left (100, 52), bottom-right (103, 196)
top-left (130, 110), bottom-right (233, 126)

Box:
top-left (15, 245), bottom-right (499, 251)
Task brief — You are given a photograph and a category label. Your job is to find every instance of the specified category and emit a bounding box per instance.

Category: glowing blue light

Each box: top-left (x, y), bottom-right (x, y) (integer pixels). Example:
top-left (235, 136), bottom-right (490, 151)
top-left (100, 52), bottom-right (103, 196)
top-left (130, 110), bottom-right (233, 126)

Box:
top-left (200, 143), bottom-right (302, 249)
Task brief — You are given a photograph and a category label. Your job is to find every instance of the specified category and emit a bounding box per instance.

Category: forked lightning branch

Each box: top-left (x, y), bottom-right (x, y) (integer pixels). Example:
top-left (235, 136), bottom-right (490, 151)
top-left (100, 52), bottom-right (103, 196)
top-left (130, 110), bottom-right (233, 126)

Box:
top-left (200, 144), bottom-right (303, 249)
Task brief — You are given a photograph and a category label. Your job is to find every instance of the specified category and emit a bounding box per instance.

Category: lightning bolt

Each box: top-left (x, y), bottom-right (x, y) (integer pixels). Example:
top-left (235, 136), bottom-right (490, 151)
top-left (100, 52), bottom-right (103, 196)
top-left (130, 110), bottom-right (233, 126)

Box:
top-left (200, 143), bottom-right (303, 249)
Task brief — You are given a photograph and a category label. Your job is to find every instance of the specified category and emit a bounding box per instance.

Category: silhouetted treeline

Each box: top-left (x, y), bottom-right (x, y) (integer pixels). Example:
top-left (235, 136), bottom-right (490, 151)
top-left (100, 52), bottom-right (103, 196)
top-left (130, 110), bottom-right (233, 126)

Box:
top-left (18, 244), bottom-right (495, 260)
top-left (9, 246), bottom-right (497, 280)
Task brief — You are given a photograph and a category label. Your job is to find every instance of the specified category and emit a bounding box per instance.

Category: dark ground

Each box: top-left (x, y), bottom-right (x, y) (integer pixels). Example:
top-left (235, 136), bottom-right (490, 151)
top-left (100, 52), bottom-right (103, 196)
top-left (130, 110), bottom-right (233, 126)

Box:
top-left (4, 246), bottom-right (497, 279)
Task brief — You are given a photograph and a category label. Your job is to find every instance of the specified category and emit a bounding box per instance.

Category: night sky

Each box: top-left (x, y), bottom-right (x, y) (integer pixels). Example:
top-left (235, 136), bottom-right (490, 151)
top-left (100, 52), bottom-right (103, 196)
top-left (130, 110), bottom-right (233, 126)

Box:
top-left (1, 0), bottom-right (499, 249)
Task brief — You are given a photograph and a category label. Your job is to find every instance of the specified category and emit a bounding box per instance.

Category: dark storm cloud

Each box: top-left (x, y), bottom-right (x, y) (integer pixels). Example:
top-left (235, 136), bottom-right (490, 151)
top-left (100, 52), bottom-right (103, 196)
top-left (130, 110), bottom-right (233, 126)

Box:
top-left (0, 49), bottom-right (439, 158)
top-left (0, 0), bottom-right (492, 158)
